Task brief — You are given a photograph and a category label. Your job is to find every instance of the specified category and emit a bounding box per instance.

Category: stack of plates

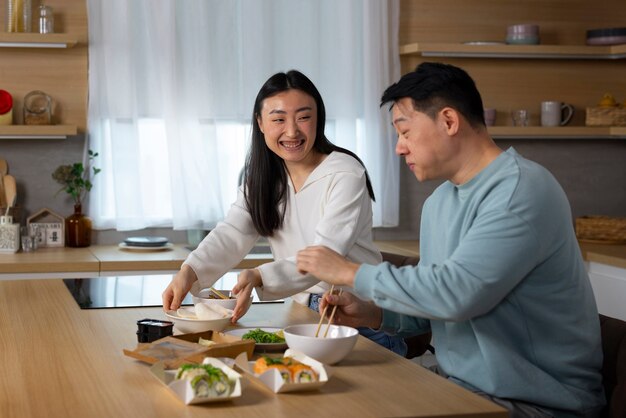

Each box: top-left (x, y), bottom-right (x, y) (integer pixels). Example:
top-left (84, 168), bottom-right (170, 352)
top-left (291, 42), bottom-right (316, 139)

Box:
top-left (119, 236), bottom-right (173, 251)
top-left (586, 27), bottom-right (626, 46)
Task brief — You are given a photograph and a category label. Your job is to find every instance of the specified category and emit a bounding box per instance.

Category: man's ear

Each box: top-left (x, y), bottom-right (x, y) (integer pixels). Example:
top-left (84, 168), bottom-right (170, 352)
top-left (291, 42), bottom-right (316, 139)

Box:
top-left (439, 107), bottom-right (460, 136)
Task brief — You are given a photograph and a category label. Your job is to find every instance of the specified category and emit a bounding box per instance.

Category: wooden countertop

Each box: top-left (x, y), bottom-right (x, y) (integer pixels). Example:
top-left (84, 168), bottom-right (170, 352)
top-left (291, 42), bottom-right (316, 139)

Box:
top-left (0, 279), bottom-right (505, 418)
top-left (1, 239), bottom-right (624, 280)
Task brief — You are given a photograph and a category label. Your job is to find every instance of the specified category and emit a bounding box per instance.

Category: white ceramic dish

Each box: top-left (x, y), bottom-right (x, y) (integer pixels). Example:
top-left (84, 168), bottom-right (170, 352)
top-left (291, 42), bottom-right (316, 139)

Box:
top-left (283, 323), bottom-right (358, 365)
top-left (165, 308), bottom-right (232, 333)
top-left (225, 327), bottom-right (288, 351)
top-left (118, 242), bottom-right (174, 252)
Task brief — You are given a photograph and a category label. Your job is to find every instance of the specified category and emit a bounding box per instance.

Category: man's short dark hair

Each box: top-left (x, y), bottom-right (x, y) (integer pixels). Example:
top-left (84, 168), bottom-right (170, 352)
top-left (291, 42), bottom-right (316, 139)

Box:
top-left (381, 62), bottom-right (486, 128)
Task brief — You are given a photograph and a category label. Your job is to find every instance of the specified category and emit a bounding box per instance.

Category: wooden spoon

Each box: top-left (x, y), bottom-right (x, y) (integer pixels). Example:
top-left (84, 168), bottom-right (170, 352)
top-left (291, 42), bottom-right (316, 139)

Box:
top-left (3, 174), bottom-right (17, 212)
top-left (0, 159), bottom-right (6, 208)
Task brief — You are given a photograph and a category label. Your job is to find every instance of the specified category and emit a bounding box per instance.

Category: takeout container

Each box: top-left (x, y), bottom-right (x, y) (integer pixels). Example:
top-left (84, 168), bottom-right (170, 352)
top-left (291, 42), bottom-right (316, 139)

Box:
top-left (283, 323), bottom-right (358, 365)
top-left (123, 330), bottom-right (254, 369)
top-left (150, 357), bottom-right (242, 405)
top-left (234, 349), bottom-right (329, 393)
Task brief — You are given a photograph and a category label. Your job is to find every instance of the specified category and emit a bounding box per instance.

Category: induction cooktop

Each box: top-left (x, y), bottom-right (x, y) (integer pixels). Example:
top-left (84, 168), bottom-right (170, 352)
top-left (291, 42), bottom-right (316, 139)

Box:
top-left (63, 272), bottom-right (274, 309)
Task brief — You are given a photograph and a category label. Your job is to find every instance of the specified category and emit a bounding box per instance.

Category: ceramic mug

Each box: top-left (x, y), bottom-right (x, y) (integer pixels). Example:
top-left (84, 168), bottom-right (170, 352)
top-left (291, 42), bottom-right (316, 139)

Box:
top-left (483, 108), bottom-right (496, 126)
top-left (541, 101), bottom-right (574, 127)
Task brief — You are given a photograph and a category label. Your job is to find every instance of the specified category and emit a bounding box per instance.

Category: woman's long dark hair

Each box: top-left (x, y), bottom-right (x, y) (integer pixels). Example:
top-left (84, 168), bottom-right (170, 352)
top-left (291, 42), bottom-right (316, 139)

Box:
top-left (244, 70), bottom-right (375, 237)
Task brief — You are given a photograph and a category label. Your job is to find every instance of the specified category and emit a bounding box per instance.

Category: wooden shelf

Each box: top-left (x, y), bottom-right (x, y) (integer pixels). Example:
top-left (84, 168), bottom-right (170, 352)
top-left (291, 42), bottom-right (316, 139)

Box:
top-left (488, 126), bottom-right (626, 139)
top-left (0, 125), bottom-right (78, 139)
top-left (399, 43), bottom-right (626, 59)
top-left (0, 33), bottom-right (78, 48)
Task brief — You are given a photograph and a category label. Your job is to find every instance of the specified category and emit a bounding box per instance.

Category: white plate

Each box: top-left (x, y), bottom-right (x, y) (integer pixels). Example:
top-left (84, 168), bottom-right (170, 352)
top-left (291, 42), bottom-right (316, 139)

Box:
top-left (118, 242), bottom-right (174, 251)
top-left (463, 41), bottom-right (506, 45)
top-left (225, 327), bottom-right (287, 351)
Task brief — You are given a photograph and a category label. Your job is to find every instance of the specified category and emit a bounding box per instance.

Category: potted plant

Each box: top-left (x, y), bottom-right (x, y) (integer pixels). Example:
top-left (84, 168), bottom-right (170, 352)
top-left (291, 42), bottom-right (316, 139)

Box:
top-left (52, 150), bottom-right (100, 247)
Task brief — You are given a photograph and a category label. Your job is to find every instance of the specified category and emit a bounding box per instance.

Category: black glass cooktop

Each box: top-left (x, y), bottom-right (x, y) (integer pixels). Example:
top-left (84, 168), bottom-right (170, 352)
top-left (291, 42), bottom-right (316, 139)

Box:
top-left (63, 272), bottom-right (272, 309)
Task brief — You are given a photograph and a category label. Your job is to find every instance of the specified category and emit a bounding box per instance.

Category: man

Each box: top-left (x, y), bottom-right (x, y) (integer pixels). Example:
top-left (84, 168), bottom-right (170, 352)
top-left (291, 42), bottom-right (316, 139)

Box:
top-left (296, 62), bottom-right (605, 417)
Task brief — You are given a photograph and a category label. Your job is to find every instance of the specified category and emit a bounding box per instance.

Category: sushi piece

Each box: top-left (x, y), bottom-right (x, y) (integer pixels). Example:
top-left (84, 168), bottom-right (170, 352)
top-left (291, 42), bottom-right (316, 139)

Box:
top-left (175, 363), bottom-right (234, 398)
top-left (289, 363), bottom-right (318, 383)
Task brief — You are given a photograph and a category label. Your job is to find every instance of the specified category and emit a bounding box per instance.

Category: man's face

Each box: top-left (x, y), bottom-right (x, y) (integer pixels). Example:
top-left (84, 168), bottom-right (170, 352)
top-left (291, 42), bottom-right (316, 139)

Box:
top-left (391, 97), bottom-right (452, 182)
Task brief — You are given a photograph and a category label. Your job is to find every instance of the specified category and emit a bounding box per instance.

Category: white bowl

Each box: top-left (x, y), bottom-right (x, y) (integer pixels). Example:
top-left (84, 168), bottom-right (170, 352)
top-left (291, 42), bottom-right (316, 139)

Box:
top-left (164, 309), bottom-right (232, 334)
top-left (283, 324), bottom-right (358, 365)
top-left (190, 283), bottom-right (253, 310)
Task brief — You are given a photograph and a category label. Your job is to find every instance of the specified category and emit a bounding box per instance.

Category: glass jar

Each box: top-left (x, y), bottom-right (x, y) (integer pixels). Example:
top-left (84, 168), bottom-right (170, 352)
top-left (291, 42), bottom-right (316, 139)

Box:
top-left (38, 4), bottom-right (53, 34)
top-left (6, 0), bottom-right (32, 33)
top-left (23, 90), bottom-right (52, 125)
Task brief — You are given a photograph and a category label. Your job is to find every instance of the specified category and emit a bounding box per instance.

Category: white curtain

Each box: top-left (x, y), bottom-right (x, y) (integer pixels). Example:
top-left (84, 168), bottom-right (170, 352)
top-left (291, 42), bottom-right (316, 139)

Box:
top-left (86, 0), bottom-right (400, 231)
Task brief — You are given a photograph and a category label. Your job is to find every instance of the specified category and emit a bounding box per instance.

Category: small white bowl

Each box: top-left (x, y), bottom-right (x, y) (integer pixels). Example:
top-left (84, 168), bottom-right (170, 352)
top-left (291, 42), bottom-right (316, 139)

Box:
top-left (283, 324), bottom-right (358, 365)
top-left (164, 309), bottom-right (232, 334)
top-left (190, 283), bottom-right (253, 310)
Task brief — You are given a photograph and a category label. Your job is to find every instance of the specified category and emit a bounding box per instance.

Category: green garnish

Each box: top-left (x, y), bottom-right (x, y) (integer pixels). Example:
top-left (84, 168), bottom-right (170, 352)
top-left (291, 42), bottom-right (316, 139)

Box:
top-left (241, 328), bottom-right (285, 344)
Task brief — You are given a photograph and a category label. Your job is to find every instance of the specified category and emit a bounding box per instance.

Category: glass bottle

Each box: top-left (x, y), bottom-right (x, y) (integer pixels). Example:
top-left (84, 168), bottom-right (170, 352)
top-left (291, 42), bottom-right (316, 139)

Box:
top-left (38, 4), bottom-right (53, 34)
top-left (66, 204), bottom-right (92, 248)
top-left (6, 0), bottom-right (32, 33)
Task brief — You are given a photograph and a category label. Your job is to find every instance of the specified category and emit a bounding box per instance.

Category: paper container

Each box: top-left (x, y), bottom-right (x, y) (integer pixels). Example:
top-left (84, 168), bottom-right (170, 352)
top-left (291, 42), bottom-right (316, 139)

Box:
top-left (150, 357), bottom-right (242, 405)
top-left (123, 330), bottom-right (254, 369)
top-left (234, 349), bottom-right (329, 393)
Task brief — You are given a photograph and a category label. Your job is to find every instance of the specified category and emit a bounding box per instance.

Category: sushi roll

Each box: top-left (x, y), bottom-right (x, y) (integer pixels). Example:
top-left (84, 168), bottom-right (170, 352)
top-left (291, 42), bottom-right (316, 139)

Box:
top-left (175, 363), bottom-right (234, 398)
top-left (254, 356), bottom-right (293, 383)
top-left (289, 363), bottom-right (318, 383)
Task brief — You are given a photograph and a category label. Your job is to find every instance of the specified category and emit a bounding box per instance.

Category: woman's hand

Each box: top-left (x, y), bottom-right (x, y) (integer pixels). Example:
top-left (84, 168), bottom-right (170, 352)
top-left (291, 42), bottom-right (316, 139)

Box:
top-left (162, 264), bottom-right (198, 311)
top-left (231, 269), bottom-right (261, 323)
top-left (319, 291), bottom-right (382, 329)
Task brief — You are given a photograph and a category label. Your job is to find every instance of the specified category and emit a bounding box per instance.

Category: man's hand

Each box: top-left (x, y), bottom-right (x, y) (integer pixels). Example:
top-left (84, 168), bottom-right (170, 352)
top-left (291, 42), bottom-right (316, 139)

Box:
top-left (296, 246), bottom-right (360, 287)
top-left (319, 291), bottom-right (382, 329)
top-left (162, 264), bottom-right (198, 311)
top-left (231, 269), bottom-right (261, 323)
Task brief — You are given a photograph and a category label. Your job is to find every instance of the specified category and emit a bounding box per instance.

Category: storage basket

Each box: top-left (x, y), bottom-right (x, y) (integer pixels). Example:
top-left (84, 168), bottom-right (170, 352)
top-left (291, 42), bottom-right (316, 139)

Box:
top-left (585, 107), bottom-right (626, 126)
top-left (575, 216), bottom-right (626, 244)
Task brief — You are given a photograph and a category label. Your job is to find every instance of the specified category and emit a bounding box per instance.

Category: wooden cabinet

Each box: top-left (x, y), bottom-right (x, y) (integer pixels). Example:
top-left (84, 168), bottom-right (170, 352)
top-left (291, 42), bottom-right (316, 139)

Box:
top-left (399, 0), bottom-right (626, 140)
top-left (0, 0), bottom-right (87, 139)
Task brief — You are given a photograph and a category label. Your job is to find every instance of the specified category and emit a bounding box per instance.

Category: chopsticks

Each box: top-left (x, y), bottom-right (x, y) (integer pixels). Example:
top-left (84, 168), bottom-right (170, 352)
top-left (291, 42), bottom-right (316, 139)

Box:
top-left (210, 287), bottom-right (230, 300)
top-left (314, 285), bottom-right (343, 338)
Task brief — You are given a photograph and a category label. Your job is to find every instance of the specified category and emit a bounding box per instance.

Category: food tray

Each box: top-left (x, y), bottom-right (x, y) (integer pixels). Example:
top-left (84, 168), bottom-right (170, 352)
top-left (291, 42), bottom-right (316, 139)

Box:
top-left (575, 216), bottom-right (626, 244)
top-left (234, 349), bottom-right (329, 393)
top-left (123, 330), bottom-right (254, 369)
top-left (150, 357), bottom-right (242, 405)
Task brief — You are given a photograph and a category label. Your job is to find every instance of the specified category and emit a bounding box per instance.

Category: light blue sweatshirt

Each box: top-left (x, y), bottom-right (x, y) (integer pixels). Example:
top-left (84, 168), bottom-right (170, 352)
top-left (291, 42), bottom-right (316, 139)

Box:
top-left (354, 148), bottom-right (604, 415)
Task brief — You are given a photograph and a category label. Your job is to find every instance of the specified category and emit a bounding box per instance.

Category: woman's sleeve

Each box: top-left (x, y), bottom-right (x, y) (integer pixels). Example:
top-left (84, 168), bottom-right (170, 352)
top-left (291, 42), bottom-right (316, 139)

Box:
top-left (183, 189), bottom-right (260, 289)
top-left (256, 172), bottom-right (372, 300)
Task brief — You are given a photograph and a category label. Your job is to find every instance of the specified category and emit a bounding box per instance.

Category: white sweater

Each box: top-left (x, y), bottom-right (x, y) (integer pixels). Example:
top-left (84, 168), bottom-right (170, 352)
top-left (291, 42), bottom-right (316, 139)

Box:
top-left (184, 151), bottom-right (382, 305)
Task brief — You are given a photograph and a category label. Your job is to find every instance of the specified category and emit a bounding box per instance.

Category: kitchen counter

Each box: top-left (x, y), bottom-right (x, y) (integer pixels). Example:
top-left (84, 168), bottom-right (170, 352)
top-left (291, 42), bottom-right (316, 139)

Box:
top-left (1, 240), bottom-right (624, 280)
top-left (0, 278), bottom-right (506, 418)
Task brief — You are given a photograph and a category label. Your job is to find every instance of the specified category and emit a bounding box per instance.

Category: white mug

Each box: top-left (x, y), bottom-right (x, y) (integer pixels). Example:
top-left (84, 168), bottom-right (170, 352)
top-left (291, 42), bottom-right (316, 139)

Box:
top-left (541, 101), bottom-right (574, 127)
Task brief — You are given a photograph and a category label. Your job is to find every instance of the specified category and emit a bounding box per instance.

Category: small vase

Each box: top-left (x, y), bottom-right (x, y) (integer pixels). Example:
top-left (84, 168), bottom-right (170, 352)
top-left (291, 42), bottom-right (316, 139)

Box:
top-left (66, 203), bottom-right (92, 247)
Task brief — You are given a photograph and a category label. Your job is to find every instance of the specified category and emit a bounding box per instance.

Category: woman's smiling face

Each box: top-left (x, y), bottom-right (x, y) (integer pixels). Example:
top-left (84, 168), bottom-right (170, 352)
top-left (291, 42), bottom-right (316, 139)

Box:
top-left (256, 89), bottom-right (319, 167)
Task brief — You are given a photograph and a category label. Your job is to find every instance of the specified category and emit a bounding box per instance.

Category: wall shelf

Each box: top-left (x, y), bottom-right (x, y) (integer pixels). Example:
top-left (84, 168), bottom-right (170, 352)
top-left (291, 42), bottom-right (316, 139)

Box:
top-left (399, 43), bottom-right (626, 59)
top-left (0, 33), bottom-right (78, 49)
top-left (0, 125), bottom-right (78, 139)
top-left (488, 126), bottom-right (626, 139)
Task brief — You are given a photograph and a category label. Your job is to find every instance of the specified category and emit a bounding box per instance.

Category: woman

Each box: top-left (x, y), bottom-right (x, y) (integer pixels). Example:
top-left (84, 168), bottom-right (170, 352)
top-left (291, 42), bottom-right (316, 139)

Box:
top-left (162, 70), bottom-right (406, 356)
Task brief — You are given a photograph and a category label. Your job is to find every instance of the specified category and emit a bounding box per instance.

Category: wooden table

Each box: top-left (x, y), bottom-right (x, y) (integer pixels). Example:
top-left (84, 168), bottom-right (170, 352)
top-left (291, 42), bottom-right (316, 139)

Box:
top-left (0, 279), bottom-right (506, 418)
